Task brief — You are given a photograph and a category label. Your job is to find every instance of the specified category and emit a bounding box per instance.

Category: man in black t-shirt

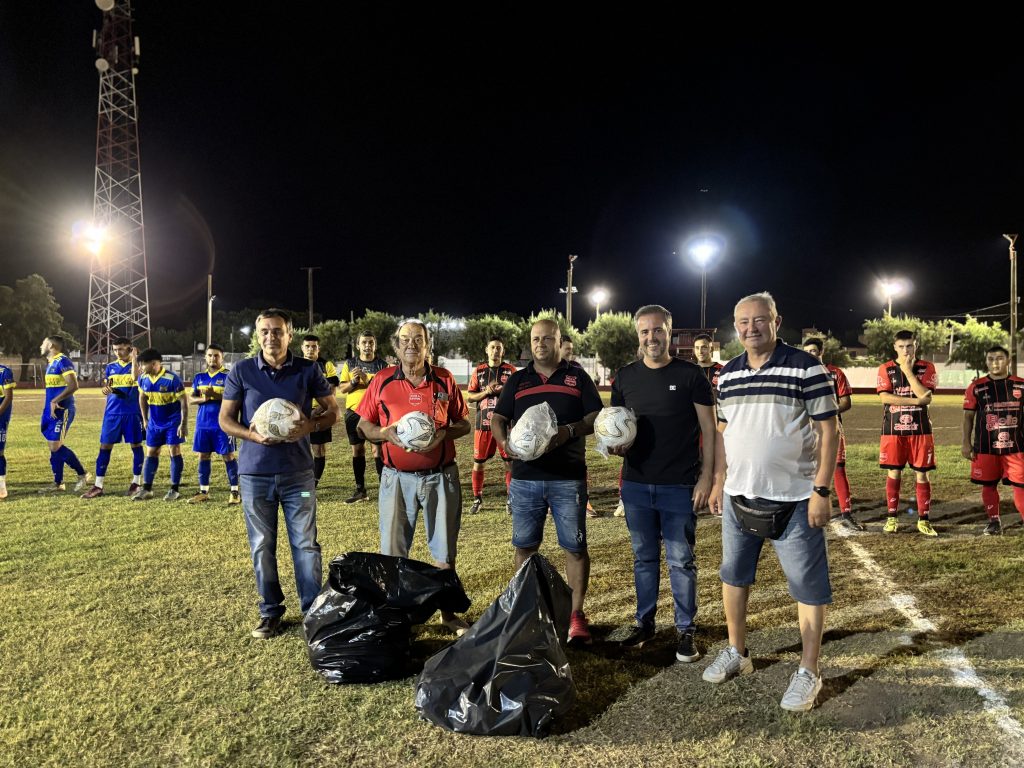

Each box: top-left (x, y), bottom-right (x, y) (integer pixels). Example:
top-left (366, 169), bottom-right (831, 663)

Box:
top-left (611, 304), bottom-right (716, 662)
top-left (492, 319), bottom-right (603, 645)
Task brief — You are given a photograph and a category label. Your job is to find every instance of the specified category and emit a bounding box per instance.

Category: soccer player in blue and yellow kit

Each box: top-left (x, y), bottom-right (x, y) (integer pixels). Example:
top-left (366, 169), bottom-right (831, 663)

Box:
top-left (187, 344), bottom-right (240, 504)
top-left (81, 337), bottom-right (145, 498)
top-left (134, 348), bottom-right (188, 501)
top-left (38, 335), bottom-right (90, 493)
top-left (0, 361), bottom-right (14, 499)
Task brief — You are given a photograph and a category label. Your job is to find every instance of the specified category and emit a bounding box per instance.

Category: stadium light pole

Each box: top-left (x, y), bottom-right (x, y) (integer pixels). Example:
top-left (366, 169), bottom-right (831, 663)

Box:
top-left (879, 278), bottom-right (907, 316)
top-left (1005, 234), bottom-right (1018, 375)
top-left (559, 254), bottom-right (579, 326)
top-left (589, 287), bottom-right (609, 318)
top-left (300, 266), bottom-right (321, 329)
top-left (688, 238), bottom-right (720, 329)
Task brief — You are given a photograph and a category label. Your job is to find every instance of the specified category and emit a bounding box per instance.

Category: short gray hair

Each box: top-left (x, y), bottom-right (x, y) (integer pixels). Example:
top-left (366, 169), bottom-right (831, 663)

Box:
top-left (633, 304), bottom-right (673, 328)
top-left (391, 318), bottom-right (431, 351)
top-left (733, 291), bottom-right (777, 318)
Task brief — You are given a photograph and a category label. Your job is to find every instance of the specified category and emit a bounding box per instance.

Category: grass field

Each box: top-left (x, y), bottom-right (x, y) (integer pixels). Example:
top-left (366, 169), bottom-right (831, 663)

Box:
top-left (3, 391), bottom-right (1024, 767)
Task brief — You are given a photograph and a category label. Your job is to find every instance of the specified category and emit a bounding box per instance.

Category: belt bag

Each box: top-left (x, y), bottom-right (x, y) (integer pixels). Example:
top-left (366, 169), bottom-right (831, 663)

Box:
top-left (730, 495), bottom-right (798, 540)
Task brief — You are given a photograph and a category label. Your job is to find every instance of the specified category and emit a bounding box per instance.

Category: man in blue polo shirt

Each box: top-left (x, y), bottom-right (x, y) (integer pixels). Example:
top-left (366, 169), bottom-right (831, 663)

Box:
top-left (220, 308), bottom-right (339, 640)
top-left (706, 291), bottom-right (838, 713)
top-left (491, 318), bottom-right (603, 645)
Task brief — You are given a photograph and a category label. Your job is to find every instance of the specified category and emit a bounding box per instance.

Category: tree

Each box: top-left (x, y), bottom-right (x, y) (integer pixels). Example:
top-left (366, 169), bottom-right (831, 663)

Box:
top-left (0, 274), bottom-right (75, 378)
top-left (949, 315), bottom-right (1010, 374)
top-left (720, 338), bottom-right (743, 361)
top-left (352, 310), bottom-right (401, 355)
top-left (306, 319), bottom-right (350, 361)
top-left (418, 309), bottom-right (464, 358)
top-left (459, 315), bottom-right (525, 362)
top-left (582, 312), bottom-right (638, 376)
top-left (861, 314), bottom-right (949, 359)
top-left (523, 310), bottom-right (581, 353)
top-left (800, 334), bottom-right (853, 367)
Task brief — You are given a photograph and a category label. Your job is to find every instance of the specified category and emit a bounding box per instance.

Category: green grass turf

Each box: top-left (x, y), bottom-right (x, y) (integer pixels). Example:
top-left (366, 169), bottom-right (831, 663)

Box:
top-left (1, 389), bottom-right (1023, 767)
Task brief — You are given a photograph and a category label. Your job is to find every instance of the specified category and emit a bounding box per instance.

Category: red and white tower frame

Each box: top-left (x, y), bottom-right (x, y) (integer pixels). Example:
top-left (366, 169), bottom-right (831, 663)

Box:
top-left (85, 0), bottom-right (150, 363)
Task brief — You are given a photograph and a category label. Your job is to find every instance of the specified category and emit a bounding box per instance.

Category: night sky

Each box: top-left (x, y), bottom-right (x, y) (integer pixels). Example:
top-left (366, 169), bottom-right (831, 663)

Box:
top-left (1, 5), bottom-right (1021, 341)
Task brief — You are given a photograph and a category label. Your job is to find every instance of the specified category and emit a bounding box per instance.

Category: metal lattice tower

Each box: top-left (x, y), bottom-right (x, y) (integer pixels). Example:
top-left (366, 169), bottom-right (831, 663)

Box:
top-left (85, 0), bottom-right (150, 363)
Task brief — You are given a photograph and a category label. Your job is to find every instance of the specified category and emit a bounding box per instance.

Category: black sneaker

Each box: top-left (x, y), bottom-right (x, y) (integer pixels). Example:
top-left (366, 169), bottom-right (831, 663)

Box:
top-left (984, 518), bottom-right (1003, 536)
top-left (836, 513), bottom-right (866, 532)
top-left (620, 624), bottom-right (655, 649)
top-left (344, 488), bottom-right (368, 504)
top-left (251, 615), bottom-right (283, 639)
top-left (676, 629), bottom-right (701, 662)
top-left (469, 497), bottom-right (483, 514)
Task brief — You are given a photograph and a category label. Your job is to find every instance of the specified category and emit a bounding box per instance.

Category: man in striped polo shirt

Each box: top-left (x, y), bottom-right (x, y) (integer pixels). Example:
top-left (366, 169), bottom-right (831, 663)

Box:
top-left (706, 292), bottom-right (838, 713)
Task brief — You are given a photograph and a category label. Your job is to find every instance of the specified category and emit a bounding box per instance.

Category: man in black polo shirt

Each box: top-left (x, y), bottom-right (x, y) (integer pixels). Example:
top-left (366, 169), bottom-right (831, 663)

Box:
top-left (610, 304), bottom-right (716, 662)
top-left (491, 318), bottom-right (603, 644)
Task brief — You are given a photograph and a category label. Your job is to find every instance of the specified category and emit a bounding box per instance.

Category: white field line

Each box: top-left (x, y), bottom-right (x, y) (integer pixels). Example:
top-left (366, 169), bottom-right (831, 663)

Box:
top-left (833, 526), bottom-right (1024, 746)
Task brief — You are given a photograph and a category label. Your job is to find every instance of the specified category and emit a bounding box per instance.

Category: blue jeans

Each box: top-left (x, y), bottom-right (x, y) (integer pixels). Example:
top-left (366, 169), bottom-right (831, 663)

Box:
top-left (621, 480), bottom-right (697, 632)
top-left (240, 470), bottom-right (322, 618)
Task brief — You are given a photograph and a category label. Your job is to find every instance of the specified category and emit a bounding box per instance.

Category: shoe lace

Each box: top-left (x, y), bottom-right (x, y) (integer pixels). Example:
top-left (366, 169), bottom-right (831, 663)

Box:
top-left (712, 647), bottom-right (738, 671)
top-left (788, 670), bottom-right (816, 697)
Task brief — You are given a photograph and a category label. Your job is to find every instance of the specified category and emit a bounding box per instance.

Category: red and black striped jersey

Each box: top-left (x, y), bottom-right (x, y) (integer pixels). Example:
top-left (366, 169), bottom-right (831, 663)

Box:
top-left (826, 364), bottom-right (852, 423)
top-left (876, 359), bottom-right (937, 436)
top-left (963, 375), bottom-right (1024, 455)
top-left (468, 362), bottom-right (516, 431)
top-left (698, 362), bottom-right (723, 394)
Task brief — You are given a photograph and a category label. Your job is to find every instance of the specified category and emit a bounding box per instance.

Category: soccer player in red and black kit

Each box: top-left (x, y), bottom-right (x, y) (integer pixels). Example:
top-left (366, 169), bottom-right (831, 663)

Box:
top-left (962, 345), bottom-right (1024, 536)
top-left (465, 337), bottom-right (516, 514)
top-left (877, 330), bottom-right (939, 536)
top-left (803, 338), bottom-right (862, 531)
top-left (693, 334), bottom-right (723, 394)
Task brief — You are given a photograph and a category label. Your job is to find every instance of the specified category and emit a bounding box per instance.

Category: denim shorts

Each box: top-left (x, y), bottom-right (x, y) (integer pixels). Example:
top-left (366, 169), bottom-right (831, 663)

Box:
top-left (719, 495), bottom-right (832, 605)
top-left (509, 478), bottom-right (588, 553)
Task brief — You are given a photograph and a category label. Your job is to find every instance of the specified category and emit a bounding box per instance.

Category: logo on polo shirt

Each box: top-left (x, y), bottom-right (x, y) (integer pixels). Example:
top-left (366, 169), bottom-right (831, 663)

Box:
top-left (564, 375), bottom-right (577, 387)
top-left (409, 393), bottom-right (423, 405)
top-left (669, 385), bottom-right (677, 391)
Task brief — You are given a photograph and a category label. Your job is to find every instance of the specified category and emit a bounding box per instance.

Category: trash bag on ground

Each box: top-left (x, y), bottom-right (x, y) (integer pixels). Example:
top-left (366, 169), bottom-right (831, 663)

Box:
top-left (304, 551), bottom-right (471, 684)
top-left (414, 553), bottom-right (575, 737)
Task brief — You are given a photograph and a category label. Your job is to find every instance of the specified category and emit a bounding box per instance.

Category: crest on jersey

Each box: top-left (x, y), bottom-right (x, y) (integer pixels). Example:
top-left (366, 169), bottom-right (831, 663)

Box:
top-left (408, 393), bottom-right (423, 405)
top-left (1015, 388), bottom-right (1023, 399)
top-left (564, 375), bottom-right (577, 387)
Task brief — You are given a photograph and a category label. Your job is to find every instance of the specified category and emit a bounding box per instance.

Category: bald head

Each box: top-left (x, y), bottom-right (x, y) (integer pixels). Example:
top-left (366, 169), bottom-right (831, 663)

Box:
top-left (530, 319), bottom-right (561, 367)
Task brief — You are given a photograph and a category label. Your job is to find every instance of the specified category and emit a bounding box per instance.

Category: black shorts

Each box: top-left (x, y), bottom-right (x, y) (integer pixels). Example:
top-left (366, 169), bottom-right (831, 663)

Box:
top-left (345, 409), bottom-right (365, 445)
top-left (310, 426), bottom-right (333, 445)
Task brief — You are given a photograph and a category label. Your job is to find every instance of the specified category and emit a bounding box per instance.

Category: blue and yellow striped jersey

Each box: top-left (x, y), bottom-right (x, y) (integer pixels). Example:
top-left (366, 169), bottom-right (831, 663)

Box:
top-left (139, 368), bottom-right (185, 429)
top-left (192, 367), bottom-right (229, 431)
top-left (0, 364), bottom-right (14, 418)
top-left (104, 360), bottom-right (141, 416)
top-left (44, 354), bottom-right (76, 411)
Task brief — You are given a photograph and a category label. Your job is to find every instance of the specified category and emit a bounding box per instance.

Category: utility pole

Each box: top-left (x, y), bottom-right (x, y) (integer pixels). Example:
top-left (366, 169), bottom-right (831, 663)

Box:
top-left (1005, 235), bottom-right (1019, 375)
top-left (300, 266), bottom-right (321, 329)
top-left (559, 254), bottom-right (579, 326)
top-left (206, 273), bottom-right (215, 347)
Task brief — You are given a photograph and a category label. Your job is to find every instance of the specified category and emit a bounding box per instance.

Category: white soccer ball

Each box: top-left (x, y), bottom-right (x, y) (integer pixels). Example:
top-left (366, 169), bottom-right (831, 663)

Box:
top-left (594, 406), bottom-right (637, 450)
top-left (508, 402), bottom-right (559, 461)
top-left (251, 397), bottom-right (303, 440)
top-left (394, 410), bottom-right (436, 450)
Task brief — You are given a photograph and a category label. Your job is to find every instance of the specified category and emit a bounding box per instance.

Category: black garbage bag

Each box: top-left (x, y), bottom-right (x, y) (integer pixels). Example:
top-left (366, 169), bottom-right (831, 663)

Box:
top-left (304, 552), bottom-right (471, 684)
top-left (414, 553), bottom-right (575, 737)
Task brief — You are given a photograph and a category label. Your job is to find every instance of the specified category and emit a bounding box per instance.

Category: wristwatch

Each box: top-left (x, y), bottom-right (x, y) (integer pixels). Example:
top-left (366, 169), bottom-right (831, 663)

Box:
top-left (564, 423), bottom-right (576, 439)
top-left (812, 486), bottom-right (830, 498)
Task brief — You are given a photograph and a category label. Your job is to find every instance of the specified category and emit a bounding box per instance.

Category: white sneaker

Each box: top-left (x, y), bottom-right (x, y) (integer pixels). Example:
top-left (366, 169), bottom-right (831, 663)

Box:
top-left (614, 499), bottom-right (625, 517)
top-left (38, 483), bottom-right (66, 494)
top-left (73, 473), bottom-right (92, 492)
top-left (780, 667), bottom-right (823, 712)
top-left (702, 645), bottom-right (754, 684)
top-left (163, 489), bottom-right (181, 501)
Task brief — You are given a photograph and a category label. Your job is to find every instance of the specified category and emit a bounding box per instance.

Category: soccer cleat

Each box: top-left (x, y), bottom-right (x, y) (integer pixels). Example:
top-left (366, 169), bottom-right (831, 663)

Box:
top-left (131, 488), bottom-right (154, 501)
top-left (251, 615), bottom-right (283, 640)
top-left (72, 474), bottom-right (92, 493)
top-left (614, 499), bottom-right (625, 517)
top-left (344, 487), bottom-right (368, 504)
top-left (883, 516), bottom-right (899, 534)
top-left (984, 518), bottom-right (1003, 536)
top-left (836, 513), bottom-right (865, 532)
top-left (676, 628), bottom-right (701, 663)
top-left (164, 490), bottom-right (181, 501)
top-left (228, 490), bottom-right (241, 505)
top-left (780, 668), bottom-right (823, 712)
top-left (586, 501), bottom-right (600, 519)
top-left (917, 519), bottom-right (939, 537)
top-left (187, 492), bottom-right (210, 504)
top-left (124, 483), bottom-right (140, 497)
top-left (702, 645), bottom-right (754, 684)
top-left (620, 624), bottom-right (655, 649)
top-left (81, 485), bottom-right (104, 499)
top-left (469, 497), bottom-right (483, 515)
top-left (38, 483), bottom-right (66, 494)
top-left (568, 610), bottom-right (593, 645)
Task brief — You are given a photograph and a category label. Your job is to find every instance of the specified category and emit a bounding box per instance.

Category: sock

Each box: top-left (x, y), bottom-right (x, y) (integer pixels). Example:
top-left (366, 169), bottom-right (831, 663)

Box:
top-left (198, 459), bottom-right (211, 489)
top-left (96, 448), bottom-right (112, 481)
top-left (50, 450), bottom-right (65, 484)
top-left (915, 482), bottom-right (931, 518)
top-left (353, 456), bottom-right (366, 488)
top-left (95, 476), bottom-right (105, 489)
top-left (885, 476), bottom-right (901, 516)
top-left (374, 456), bottom-right (384, 479)
top-left (170, 455), bottom-right (183, 489)
top-left (833, 466), bottom-right (852, 514)
top-left (982, 485), bottom-right (1001, 519)
top-left (1014, 487), bottom-right (1024, 521)
top-left (143, 456), bottom-right (158, 489)
top-left (225, 459), bottom-right (239, 488)
top-left (314, 456), bottom-right (326, 482)
top-left (505, 469), bottom-right (511, 491)
top-left (132, 445), bottom-right (144, 476)
top-left (472, 466), bottom-right (484, 497)
top-left (132, 474), bottom-right (141, 485)
top-left (64, 447), bottom-right (86, 477)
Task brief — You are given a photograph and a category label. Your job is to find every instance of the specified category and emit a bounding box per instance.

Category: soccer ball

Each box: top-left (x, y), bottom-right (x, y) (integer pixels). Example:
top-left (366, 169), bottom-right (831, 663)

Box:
top-left (395, 410), bottom-right (436, 450)
top-left (508, 402), bottom-right (558, 461)
top-left (251, 397), bottom-right (303, 440)
top-left (594, 406), bottom-right (637, 451)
